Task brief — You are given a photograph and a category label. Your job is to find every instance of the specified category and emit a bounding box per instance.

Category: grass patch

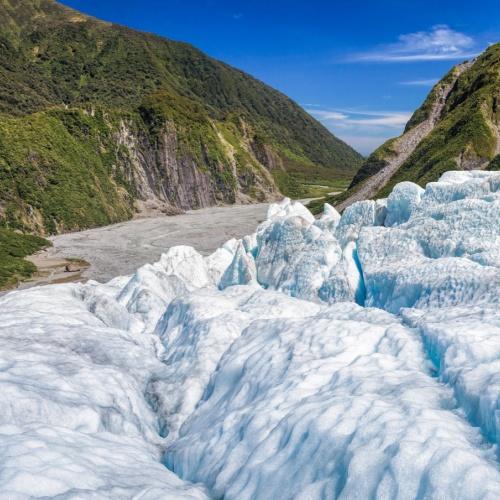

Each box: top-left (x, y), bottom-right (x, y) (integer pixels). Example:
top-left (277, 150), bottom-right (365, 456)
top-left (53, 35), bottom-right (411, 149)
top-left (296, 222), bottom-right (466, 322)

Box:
top-left (0, 228), bottom-right (50, 289)
top-left (299, 179), bottom-right (349, 198)
top-left (307, 197), bottom-right (330, 215)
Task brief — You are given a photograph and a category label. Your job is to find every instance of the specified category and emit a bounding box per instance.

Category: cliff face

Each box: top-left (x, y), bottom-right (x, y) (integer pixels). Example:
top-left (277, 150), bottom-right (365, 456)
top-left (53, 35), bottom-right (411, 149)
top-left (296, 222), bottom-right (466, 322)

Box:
top-left (0, 0), bottom-right (363, 234)
top-left (328, 43), bottom-right (500, 211)
top-left (115, 118), bottom-right (278, 213)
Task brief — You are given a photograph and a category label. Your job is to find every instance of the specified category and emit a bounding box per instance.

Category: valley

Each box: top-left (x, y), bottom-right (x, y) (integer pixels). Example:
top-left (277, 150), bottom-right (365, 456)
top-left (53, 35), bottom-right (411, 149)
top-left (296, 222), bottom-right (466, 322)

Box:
top-left (0, 2), bottom-right (499, 499)
top-left (16, 202), bottom-right (271, 288)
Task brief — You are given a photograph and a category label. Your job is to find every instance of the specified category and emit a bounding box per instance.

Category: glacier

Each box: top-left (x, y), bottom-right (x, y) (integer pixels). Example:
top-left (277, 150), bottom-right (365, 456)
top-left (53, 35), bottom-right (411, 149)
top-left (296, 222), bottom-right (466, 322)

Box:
top-left (0, 170), bottom-right (499, 499)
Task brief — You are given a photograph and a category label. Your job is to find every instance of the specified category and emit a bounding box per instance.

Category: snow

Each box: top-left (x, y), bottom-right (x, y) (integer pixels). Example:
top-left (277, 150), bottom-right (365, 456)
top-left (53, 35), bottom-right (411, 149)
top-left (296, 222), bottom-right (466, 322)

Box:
top-left (0, 170), bottom-right (499, 499)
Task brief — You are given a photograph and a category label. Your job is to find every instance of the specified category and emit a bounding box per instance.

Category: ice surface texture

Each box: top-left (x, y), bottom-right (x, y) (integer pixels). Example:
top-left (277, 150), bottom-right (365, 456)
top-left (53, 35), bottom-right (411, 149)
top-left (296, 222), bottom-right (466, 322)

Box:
top-left (0, 171), bottom-right (499, 499)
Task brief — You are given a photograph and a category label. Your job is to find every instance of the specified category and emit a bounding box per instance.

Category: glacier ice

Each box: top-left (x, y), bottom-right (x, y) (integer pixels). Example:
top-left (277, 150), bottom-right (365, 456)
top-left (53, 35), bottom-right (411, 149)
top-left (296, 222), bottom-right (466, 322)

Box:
top-left (0, 170), bottom-right (499, 499)
top-left (402, 304), bottom-right (500, 450)
top-left (165, 297), bottom-right (500, 499)
top-left (358, 180), bottom-right (500, 312)
top-left (384, 181), bottom-right (424, 227)
top-left (219, 241), bottom-right (257, 289)
top-left (0, 286), bottom-right (209, 499)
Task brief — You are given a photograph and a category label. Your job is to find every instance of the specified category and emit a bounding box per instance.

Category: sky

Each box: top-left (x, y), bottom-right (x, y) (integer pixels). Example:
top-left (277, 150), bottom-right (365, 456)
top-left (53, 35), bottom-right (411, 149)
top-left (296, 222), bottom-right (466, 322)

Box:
top-left (62, 0), bottom-right (500, 155)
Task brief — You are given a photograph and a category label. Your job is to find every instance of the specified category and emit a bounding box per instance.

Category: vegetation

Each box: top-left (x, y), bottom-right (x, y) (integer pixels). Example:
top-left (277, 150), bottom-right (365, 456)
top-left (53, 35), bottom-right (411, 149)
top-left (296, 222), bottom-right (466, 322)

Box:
top-left (0, 0), bottom-right (362, 238)
top-left (376, 43), bottom-right (500, 197)
top-left (315, 43), bottom-right (500, 212)
top-left (0, 108), bottom-right (134, 233)
top-left (489, 154), bottom-right (500, 170)
top-left (0, 228), bottom-right (50, 289)
top-left (347, 138), bottom-right (397, 189)
top-left (403, 67), bottom-right (459, 132)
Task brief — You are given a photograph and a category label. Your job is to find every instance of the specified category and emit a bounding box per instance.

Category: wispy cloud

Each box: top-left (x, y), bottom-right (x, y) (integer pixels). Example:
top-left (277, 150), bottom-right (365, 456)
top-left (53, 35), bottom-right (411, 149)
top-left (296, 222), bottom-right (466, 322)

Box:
top-left (399, 79), bottom-right (438, 86)
top-left (314, 111), bottom-right (349, 121)
top-left (309, 108), bottom-right (412, 128)
top-left (347, 25), bottom-right (478, 63)
top-left (233, 13), bottom-right (243, 20)
top-left (307, 107), bottom-right (412, 155)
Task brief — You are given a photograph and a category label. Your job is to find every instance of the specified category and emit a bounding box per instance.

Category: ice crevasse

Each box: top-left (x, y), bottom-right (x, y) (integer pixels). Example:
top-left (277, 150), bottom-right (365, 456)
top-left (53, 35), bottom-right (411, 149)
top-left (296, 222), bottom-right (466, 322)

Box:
top-left (0, 170), bottom-right (499, 499)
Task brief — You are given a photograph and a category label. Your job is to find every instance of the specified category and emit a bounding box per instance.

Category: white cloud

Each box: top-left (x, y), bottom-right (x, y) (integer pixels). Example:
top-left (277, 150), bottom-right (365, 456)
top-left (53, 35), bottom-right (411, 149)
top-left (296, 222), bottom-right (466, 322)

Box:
top-left (312, 111), bottom-right (348, 121)
top-left (307, 108), bottom-right (412, 155)
top-left (309, 108), bottom-right (412, 129)
top-left (399, 79), bottom-right (439, 86)
top-left (347, 25), bottom-right (478, 63)
top-left (344, 113), bottom-right (410, 127)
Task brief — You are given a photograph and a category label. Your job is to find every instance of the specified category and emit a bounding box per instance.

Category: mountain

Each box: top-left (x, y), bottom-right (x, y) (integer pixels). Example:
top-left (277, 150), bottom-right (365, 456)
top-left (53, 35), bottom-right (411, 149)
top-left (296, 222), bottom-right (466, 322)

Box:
top-left (0, 0), bottom-right (362, 235)
top-left (317, 43), bottom-right (500, 212)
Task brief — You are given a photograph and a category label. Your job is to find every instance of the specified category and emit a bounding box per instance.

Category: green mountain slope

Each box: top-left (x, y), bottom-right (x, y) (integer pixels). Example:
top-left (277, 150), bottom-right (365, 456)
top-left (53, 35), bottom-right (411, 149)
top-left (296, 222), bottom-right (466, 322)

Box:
top-left (0, 227), bottom-right (49, 289)
top-left (314, 43), bottom-right (500, 213)
top-left (0, 0), bottom-right (362, 235)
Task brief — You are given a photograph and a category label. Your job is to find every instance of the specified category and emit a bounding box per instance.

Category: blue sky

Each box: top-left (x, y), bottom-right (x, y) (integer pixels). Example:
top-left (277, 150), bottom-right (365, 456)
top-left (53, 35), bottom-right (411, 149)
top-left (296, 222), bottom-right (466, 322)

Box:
top-left (62, 0), bottom-right (499, 155)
